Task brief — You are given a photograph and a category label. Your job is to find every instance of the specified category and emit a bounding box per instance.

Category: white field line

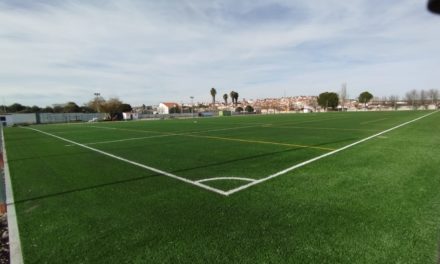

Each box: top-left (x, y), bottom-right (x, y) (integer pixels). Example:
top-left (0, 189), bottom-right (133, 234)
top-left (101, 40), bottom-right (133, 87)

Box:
top-left (88, 125), bottom-right (117, 130)
top-left (360, 118), bottom-right (389, 125)
top-left (73, 116), bottom-right (349, 147)
top-left (196, 177), bottom-right (256, 183)
top-left (267, 125), bottom-right (379, 133)
top-left (1, 127), bottom-right (24, 264)
top-left (277, 115), bottom-right (351, 126)
top-left (22, 127), bottom-right (229, 196)
top-left (65, 134), bottom-right (173, 147)
top-left (224, 111), bottom-right (438, 196)
top-left (89, 124), bottom-right (260, 135)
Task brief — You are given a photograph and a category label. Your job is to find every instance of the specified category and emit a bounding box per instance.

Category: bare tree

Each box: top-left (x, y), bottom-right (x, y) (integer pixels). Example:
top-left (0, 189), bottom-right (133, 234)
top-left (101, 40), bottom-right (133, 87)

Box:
top-left (405, 89), bottom-right (419, 109)
top-left (428, 89), bottom-right (439, 105)
top-left (310, 97), bottom-right (318, 112)
top-left (339, 83), bottom-right (347, 110)
top-left (420, 90), bottom-right (428, 109)
top-left (378, 96), bottom-right (387, 110)
top-left (388, 95), bottom-right (399, 110)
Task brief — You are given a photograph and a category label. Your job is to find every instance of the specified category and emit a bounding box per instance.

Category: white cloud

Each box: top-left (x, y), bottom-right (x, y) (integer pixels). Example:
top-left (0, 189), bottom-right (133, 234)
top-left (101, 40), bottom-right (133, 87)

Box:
top-left (0, 0), bottom-right (439, 106)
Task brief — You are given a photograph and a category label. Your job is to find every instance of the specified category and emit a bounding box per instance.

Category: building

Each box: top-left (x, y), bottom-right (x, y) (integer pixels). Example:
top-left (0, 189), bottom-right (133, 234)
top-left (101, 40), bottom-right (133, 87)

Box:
top-left (157, 102), bottom-right (180, 114)
top-left (0, 115), bottom-right (13, 127)
top-left (122, 112), bottom-right (139, 120)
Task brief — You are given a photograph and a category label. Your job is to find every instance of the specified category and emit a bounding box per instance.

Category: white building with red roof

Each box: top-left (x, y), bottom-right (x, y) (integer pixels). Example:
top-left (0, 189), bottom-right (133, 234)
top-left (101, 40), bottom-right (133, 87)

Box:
top-left (157, 102), bottom-right (179, 114)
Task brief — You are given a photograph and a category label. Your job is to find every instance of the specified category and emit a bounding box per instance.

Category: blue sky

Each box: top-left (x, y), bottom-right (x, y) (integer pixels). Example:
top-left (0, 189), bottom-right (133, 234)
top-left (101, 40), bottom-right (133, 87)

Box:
top-left (1, 0), bottom-right (439, 107)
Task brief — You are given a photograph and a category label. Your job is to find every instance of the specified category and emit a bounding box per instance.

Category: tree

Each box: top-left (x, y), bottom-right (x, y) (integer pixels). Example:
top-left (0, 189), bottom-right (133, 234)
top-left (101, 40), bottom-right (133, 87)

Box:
top-left (210, 87), bottom-right (217, 105)
top-left (339, 83), bottom-right (347, 109)
top-left (317, 92), bottom-right (339, 110)
top-left (235, 92), bottom-right (239, 105)
top-left (388, 95), bottom-right (399, 110)
top-left (245, 105), bottom-right (254, 113)
top-left (310, 97), bottom-right (319, 111)
top-left (53, 105), bottom-right (64, 113)
top-left (30, 105), bottom-right (41, 113)
top-left (87, 95), bottom-right (105, 113)
top-left (223, 93), bottom-right (228, 105)
top-left (229, 91), bottom-right (240, 106)
top-left (405, 90), bottom-right (419, 109)
top-left (169, 105), bottom-right (181, 114)
top-left (8, 103), bottom-right (26, 112)
top-left (63, 102), bottom-right (80, 113)
top-left (420, 90), bottom-right (428, 109)
top-left (428, 89), bottom-right (439, 105)
top-left (103, 98), bottom-right (124, 119)
top-left (358, 91), bottom-right (373, 108)
top-left (230, 91), bottom-right (235, 105)
top-left (80, 106), bottom-right (96, 113)
top-left (119, 103), bottom-right (132, 113)
top-left (41, 106), bottom-right (54, 113)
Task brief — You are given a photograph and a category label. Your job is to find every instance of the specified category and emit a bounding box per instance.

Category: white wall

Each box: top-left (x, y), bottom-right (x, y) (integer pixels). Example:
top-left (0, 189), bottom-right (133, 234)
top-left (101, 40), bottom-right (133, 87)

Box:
top-left (10, 113), bottom-right (37, 125)
top-left (0, 115), bottom-right (14, 127)
top-left (157, 103), bottom-right (170, 114)
top-left (122, 112), bottom-right (138, 120)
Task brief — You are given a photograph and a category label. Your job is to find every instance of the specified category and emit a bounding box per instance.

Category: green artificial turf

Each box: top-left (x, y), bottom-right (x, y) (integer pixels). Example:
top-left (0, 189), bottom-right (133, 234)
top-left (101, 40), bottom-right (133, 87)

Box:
top-left (4, 110), bottom-right (440, 263)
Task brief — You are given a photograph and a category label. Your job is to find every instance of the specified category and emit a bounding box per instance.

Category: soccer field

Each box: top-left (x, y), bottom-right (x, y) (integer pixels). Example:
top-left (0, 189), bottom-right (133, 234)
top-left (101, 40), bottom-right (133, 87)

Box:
top-left (4, 110), bottom-right (440, 263)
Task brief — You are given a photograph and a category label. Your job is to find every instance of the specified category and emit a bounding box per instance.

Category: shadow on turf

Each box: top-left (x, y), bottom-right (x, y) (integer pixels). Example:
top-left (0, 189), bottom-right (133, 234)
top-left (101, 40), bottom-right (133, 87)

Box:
top-left (13, 137), bottom-right (359, 204)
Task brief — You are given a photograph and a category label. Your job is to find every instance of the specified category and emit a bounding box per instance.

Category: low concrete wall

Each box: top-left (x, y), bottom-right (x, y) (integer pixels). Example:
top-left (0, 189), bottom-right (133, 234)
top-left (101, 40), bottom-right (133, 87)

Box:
top-left (0, 113), bottom-right (37, 126)
top-left (38, 113), bottom-right (107, 124)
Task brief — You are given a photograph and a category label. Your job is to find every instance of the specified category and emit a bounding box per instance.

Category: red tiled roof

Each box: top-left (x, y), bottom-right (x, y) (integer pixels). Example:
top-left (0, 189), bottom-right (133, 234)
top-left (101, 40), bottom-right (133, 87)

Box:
top-left (161, 102), bottom-right (179, 108)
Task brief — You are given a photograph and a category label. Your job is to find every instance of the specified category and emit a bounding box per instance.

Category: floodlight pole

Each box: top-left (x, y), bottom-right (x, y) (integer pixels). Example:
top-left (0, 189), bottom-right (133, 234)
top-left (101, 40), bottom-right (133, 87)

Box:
top-left (94, 92), bottom-right (100, 113)
top-left (190, 96), bottom-right (194, 118)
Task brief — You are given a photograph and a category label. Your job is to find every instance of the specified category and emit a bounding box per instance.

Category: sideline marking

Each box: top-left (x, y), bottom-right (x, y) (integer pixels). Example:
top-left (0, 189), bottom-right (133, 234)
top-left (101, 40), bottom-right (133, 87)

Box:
top-left (196, 177), bottom-right (256, 183)
top-left (22, 127), bottom-right (229, 196)
top-left (224, 111), bottom-right (438, 195)
top-left (1, 126), bottom-right (24, 264)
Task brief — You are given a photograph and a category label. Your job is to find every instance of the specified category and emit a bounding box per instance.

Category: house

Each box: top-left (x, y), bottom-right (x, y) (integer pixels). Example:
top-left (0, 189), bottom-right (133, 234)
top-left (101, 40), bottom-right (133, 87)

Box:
top-left (157, 102), bottom-right (180, 114)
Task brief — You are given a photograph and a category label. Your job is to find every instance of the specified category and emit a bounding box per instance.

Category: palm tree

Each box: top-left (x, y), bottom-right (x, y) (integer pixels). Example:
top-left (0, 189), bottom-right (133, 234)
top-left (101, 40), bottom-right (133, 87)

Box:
top-left (210, 88), bottom-right (217, 105)
top-left (234, 92), bottom-right (239, 106)
top-left (223, 93), bottom-right (228, 105)
top-left (230, 91), bottom-right (239, 105)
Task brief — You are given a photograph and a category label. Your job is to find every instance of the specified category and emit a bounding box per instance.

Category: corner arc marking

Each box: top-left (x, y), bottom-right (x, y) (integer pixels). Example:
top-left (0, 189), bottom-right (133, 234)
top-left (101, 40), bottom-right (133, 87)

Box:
top-left (196, 177), bottom-right (256, 183)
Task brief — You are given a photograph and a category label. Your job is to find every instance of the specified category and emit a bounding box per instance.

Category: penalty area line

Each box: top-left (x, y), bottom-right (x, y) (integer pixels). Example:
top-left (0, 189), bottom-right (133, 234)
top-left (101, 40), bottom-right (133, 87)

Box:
top-left (224, 110), bottom-right (439, 196)
top-left (22, 127), bottom-right (229, 196)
